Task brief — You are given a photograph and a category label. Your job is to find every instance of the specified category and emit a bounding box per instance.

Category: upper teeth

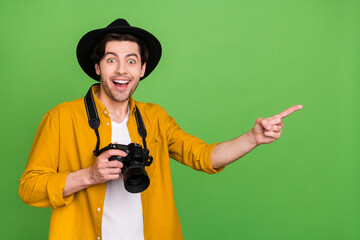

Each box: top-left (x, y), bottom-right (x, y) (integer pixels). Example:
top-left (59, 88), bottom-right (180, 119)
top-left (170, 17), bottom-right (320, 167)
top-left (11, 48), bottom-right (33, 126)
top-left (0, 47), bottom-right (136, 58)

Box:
top-left (114, 80), bottom-right (130, 84)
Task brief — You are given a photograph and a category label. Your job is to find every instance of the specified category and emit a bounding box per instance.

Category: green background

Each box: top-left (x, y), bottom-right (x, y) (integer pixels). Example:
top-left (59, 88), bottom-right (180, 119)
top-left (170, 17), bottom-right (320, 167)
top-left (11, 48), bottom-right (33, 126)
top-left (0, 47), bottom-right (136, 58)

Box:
top-left (1, 0), bottom-right (359, 239)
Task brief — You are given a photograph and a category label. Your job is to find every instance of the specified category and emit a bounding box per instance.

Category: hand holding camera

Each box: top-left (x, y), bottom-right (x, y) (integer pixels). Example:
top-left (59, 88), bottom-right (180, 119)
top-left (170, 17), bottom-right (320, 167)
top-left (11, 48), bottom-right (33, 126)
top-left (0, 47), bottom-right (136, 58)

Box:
top-left (88, 148), bottom-right (126, 185)
top-left (97, 143), bottom-right (153, 193)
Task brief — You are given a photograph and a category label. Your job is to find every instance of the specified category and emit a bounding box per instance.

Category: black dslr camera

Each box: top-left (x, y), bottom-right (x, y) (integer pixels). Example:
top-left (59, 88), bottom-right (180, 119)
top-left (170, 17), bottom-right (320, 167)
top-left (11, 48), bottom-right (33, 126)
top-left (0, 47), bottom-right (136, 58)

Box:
top-left (97, 143), bottom-right (153, 193)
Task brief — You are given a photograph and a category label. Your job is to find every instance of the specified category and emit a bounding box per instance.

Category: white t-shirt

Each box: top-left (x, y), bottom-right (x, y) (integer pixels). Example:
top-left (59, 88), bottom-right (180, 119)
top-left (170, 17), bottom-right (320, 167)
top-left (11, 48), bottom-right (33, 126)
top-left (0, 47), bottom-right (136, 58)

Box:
top-left (102, 112), bottom-right (144, 240)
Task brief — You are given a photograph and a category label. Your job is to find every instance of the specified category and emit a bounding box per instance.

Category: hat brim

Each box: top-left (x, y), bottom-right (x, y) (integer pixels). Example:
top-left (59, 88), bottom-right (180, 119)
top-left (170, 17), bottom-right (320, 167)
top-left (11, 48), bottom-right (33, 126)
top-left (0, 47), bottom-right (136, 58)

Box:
top-left (77, 25), bottom-right (162, 81)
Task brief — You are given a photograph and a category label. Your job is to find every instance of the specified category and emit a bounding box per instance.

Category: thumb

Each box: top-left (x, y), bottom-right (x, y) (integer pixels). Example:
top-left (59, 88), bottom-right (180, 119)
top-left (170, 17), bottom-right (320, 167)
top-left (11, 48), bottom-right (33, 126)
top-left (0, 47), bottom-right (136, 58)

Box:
top-left (253, 117), bottom-right (265, 132)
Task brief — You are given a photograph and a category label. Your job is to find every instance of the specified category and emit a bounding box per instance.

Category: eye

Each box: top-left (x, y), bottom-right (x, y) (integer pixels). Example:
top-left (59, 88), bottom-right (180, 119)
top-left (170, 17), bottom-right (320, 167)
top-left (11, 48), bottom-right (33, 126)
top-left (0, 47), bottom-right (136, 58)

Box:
top-left (107, 58), bottom-right (116, 63)
top-left (128, 59), bottom-right (136, 64)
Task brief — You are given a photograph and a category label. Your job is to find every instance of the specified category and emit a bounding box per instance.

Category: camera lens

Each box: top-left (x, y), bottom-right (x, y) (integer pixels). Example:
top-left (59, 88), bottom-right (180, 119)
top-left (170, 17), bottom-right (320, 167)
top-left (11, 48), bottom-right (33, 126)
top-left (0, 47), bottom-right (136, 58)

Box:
top-left (123, 165), bottom-right (150, 193)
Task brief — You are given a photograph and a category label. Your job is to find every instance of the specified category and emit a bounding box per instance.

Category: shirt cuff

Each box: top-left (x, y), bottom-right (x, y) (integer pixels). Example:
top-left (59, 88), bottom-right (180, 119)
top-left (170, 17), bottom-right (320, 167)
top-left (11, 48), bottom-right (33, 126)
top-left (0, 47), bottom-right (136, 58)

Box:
top-left (206, 143), bottom-right (225, 174)
top-left (47, 172), bottom-right (74, 208)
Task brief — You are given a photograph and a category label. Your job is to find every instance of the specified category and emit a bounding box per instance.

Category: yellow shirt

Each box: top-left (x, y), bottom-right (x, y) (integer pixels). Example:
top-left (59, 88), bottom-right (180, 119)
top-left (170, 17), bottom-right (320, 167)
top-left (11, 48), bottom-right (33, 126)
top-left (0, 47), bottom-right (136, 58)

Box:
top-left (19, 85), bottom-right (223, 240)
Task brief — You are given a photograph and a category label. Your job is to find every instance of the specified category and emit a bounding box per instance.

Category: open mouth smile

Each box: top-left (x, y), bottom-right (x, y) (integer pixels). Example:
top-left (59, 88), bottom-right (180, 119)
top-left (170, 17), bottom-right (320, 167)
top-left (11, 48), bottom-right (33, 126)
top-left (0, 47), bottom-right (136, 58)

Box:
top-left (112, 79), bottom-right (131, 89)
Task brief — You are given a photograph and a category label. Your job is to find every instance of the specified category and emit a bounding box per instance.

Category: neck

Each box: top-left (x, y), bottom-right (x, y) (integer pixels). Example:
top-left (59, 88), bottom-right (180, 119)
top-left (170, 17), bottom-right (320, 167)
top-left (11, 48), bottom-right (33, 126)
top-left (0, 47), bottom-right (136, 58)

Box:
top-left (96, 90), bottom-right (129, 124)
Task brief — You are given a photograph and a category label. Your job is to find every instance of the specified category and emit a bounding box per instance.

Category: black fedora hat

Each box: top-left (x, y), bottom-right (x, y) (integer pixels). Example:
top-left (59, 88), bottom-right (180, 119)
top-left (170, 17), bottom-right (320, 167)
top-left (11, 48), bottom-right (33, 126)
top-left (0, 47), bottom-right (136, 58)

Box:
top-left (76, 19), bottom-right (162, 81)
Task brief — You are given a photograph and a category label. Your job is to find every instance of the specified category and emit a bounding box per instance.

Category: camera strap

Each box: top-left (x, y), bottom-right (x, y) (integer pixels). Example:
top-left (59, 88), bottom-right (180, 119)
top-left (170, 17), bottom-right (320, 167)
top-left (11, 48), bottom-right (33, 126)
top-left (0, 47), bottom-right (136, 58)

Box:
top-left (134, 105), bottom-right (148, 153)
top-left (84, 84), bottom-right (149, 155)
top-left (84, 85), bottom-right (101, 154)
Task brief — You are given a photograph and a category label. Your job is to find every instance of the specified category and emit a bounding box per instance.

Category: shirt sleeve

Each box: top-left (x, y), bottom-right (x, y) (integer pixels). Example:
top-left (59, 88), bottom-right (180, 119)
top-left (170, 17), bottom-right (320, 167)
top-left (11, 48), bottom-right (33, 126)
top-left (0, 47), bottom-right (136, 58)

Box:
top-left (19, 109), bottom-right (74, 208)
top-left (161, 108), bottom-right (224, 174)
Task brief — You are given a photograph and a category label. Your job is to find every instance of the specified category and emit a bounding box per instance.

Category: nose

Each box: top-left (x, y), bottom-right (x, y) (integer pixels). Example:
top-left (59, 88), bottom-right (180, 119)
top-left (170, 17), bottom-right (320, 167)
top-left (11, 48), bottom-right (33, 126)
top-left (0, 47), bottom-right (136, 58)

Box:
top-left (115, 61), bottom-right (127, 74)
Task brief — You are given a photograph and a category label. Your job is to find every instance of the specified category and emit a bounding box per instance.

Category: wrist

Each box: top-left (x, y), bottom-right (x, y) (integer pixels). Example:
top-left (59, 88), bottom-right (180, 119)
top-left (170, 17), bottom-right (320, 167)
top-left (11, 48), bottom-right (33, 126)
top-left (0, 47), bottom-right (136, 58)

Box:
top-left (247, 130), bottom-right (260, 148)
top-left (63, 168), bottom-right (93, 197)
top-left (84, 166), bottom-right (97, 186)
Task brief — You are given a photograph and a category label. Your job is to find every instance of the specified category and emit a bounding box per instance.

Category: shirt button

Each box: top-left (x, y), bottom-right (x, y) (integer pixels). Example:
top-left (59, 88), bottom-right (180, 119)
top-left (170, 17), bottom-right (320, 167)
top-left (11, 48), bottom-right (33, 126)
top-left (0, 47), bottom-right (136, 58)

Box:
top-left (104, 110), bottom-right (107, 114)
top-left (97, 208), bottom-right (101, 212)
top-left (106, 122), bottom-right (109, 126)
top-left (97, 237), bottom-right (101, 240)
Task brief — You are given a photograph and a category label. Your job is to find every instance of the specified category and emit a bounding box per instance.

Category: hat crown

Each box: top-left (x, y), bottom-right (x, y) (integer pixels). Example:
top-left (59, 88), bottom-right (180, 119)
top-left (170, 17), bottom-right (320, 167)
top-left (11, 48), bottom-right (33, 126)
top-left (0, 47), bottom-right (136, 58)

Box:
top-left (107, 19), bottom-right (130, 28)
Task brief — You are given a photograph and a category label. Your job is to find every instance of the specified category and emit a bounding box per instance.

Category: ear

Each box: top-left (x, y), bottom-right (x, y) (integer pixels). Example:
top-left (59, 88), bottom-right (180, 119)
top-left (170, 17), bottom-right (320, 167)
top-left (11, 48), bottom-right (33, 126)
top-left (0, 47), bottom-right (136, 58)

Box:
top-left (140, 62), bottom-right (146, 77)
top-left (95, 63), bottom-right (100, 75)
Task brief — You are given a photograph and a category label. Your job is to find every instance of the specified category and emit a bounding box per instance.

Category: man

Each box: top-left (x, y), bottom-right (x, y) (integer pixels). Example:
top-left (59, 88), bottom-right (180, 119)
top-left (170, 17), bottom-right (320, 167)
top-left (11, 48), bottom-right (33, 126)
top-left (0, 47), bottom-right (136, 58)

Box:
top-left (19, 19), bottom-right (302, 240)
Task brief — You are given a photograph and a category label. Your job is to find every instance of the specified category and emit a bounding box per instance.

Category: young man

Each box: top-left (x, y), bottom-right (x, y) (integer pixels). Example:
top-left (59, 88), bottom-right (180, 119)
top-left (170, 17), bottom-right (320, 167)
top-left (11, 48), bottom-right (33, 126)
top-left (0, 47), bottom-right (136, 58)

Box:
top-left (19, 19), bottom-right (302, 240)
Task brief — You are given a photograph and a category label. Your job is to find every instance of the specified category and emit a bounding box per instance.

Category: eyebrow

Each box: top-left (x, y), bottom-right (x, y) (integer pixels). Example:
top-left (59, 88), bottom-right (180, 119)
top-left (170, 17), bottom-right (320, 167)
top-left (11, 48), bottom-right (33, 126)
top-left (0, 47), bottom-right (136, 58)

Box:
top-left (104, 52), bottom-right (139, 59)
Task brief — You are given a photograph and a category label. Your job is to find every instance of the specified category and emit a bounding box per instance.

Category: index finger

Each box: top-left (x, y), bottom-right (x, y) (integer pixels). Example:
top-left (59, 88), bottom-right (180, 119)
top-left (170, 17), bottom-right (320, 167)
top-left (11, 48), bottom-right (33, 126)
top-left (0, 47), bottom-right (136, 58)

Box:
top-left (100, 149), bottom-right (127, 159)
top-left (278, 105), bottom-right (303, 119)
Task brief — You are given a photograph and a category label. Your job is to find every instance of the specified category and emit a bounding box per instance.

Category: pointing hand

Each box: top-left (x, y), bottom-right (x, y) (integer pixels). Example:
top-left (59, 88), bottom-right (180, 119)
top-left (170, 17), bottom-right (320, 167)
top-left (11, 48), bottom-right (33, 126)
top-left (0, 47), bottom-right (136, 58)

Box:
top-left (251, 105), bottom-right (303, 145)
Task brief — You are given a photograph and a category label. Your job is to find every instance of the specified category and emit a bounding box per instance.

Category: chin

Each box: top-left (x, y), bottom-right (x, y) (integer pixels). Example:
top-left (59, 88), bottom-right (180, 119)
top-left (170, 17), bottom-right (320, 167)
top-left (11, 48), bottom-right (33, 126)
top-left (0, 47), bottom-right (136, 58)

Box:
top-left (111, 93), bottom-right (132, 103)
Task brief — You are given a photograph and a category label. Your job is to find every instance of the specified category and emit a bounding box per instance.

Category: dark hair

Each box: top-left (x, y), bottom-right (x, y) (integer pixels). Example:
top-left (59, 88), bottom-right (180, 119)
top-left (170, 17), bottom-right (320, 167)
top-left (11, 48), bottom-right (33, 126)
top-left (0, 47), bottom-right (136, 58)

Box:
top-left (91, 33), bottom-right (149, 67)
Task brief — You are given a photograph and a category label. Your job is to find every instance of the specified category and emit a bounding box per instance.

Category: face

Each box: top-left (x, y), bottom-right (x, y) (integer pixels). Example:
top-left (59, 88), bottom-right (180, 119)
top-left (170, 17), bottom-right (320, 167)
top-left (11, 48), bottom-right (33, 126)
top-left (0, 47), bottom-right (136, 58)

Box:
top-left (95, 40), bottom-right (146, 104)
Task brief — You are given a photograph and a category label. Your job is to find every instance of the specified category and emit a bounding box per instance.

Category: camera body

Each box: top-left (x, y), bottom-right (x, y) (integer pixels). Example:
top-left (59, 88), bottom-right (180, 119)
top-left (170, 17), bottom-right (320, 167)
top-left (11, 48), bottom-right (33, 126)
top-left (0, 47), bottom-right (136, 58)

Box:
top-left (107, 143), bottom-right (152, 165)
top-left (97, 143), bottom-right (153, 193)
